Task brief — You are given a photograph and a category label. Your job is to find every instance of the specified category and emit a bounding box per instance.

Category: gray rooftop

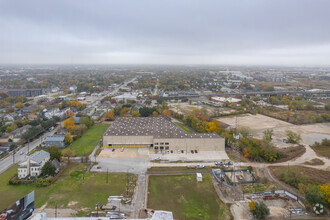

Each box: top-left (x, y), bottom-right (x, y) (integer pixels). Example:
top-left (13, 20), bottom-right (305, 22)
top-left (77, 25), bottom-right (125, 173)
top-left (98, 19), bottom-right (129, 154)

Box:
top-left (22, 150), bottom-right (50, 164)
top-left (44, 135), bottom-right (65, 142)
top-left (105, 116), bottom-right (220, 139)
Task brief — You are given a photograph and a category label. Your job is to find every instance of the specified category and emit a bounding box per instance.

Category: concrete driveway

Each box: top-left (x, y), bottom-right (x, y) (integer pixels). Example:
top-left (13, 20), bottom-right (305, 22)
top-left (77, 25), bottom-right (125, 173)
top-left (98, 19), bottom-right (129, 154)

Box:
top-left (91, 157), bottom-right (149, 174)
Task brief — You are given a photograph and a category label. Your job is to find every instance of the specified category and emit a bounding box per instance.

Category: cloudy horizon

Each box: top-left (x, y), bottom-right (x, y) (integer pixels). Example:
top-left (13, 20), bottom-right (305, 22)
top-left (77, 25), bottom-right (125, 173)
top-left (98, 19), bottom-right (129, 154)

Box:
top-left (0, 0), bottom-right (329, 66)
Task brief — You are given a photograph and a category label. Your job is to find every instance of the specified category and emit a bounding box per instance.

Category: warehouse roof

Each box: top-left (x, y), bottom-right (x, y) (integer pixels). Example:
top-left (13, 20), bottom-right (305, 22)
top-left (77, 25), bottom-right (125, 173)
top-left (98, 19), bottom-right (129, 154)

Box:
top-left (104, 116), bottom-right (220, 139)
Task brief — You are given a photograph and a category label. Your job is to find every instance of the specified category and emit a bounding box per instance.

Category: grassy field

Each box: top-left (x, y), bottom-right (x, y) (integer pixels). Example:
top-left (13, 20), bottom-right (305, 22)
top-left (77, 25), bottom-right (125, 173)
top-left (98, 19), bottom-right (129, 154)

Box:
top-left (66, 124), bottom-right (109, 156)
top-left (0, 163), bottom-right (135, 215)
top-left (148, 174), bottom-right (232, 220)
top-left (176, 122), bottom-right (194, 133)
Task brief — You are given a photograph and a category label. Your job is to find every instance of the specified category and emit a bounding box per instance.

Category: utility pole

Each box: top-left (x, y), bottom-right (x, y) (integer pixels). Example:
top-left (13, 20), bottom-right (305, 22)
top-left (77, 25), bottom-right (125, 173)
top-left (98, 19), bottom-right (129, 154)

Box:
top-left (27, 140), bottom-right (30, 154)
top-left (106, 168), bottom-right (108, 183)
top-left (55, 203), bottom-right (57, 217)
top-left (126, 169), bottom-right (129, 196)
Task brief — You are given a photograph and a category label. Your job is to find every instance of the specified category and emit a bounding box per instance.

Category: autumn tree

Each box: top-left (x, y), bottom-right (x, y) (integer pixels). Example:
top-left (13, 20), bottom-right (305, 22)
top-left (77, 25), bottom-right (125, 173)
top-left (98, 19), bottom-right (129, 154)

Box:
top-left (14, 102), bottom-right (24, 108)
top-left (105, 110), bottom-right (115, 121)
top-left (64, 133), bottom-right (73, 145)
top-left (120, 107), bottom-right (130, 116)
top-left (162, 109), bottom-right (170, 116)
top-left (65, 110), bottom-right (74, 118)
top-left (64, 117), bottom-right (76, 132)
top-left (152, 111), bottom-right (158, 117)
top-left (131, 109), bottom-right (140, 117)
top-left (62, 149), bottom-right (75, 163)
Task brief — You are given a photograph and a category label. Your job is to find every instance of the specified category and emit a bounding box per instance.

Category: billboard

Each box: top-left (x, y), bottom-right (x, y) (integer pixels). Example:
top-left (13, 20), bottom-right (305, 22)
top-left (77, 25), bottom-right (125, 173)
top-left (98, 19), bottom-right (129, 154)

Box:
top-left (0, 191), bottom-right (34, 220)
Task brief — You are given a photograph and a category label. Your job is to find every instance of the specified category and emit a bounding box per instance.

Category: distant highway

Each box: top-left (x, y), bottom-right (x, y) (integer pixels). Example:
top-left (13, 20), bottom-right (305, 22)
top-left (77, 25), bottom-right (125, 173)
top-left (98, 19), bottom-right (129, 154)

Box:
top-left (165, 90), bottom-right (330, 98)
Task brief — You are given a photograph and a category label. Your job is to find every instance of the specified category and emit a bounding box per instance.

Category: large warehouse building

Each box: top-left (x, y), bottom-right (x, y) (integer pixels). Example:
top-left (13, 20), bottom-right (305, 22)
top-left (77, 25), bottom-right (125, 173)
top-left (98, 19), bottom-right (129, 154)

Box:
top-left (103, 116), bottom-right (225, 153)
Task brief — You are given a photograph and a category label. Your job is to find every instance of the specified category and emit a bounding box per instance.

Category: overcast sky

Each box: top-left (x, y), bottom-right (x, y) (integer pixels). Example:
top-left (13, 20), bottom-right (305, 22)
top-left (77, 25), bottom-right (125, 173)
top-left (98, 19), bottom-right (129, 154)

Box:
top-left (0, 0), bottom-right (329, 66)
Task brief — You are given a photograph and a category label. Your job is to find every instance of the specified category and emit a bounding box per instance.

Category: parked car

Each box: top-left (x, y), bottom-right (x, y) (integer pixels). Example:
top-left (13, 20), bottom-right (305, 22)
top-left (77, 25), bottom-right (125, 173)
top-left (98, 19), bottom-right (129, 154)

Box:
top-left (196, 164), bottom-right (205, 169)
top-left (121, 147), bottom-right (124, 152)
top-left (215, 162), bottom-right (223, 166)
top-left (191, 150), bottom-right (194, 154)
top-left (181, 150), bottom-right (184, 153)
top-left (194, 150), bottom-right (198, 153)
top-left (112, 148), bottom-right (115, 152)
top-left (154, 157), bottom-right (161, 161)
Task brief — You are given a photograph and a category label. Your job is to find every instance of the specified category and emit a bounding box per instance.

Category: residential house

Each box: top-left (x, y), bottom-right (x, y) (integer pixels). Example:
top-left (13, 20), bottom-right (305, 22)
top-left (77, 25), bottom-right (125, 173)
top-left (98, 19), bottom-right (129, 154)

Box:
top-left (44, 135), bottom-right (65, 148)
top-left (18, 150), bottom-right (50, 179)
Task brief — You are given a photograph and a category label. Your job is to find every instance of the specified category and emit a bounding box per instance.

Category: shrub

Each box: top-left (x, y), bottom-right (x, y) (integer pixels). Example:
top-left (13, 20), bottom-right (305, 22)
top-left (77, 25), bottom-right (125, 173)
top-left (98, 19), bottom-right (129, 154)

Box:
top-left (251, 201), bottom-right (270, 220)
top-left (34, 178), bottom-right (50, 187)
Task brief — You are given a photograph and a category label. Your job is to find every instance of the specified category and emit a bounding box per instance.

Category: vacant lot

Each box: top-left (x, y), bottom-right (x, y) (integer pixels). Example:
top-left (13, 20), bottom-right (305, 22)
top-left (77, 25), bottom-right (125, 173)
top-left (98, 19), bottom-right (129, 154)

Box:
top-left (217, 114), bottom-right (330, 148)
top-left (0, 163), bottom-right (134, 214)
top-left (311, 146), bottom-right (330, 159)
top-left (66, 124), bottom-right (109, 156)
top-left (269, 166), bottom-right (330, 186)
top-left (148, 174), bottom-right (231, 220)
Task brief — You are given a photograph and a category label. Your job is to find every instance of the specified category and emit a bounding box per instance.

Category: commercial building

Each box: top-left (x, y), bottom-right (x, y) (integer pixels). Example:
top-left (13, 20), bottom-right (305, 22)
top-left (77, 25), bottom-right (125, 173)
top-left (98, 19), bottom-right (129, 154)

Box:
top-left (103, 116), bottom-right (225, 154)
top-left (0, 89), bottom-right (43, 97)
top-left (18, 150), bottom-right (50, 179)
top-left (211, 96), bottom-right (241, 104)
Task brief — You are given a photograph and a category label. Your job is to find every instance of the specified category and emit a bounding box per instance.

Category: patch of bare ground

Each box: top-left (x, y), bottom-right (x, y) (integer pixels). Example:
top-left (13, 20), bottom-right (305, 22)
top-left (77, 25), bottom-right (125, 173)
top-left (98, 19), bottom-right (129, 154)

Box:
top-left (304, 158), bottom-right (325, 166)
top-left (276, 145), bottom-right (306, 163)
top-left (269, 166), bottom-right (330, 186)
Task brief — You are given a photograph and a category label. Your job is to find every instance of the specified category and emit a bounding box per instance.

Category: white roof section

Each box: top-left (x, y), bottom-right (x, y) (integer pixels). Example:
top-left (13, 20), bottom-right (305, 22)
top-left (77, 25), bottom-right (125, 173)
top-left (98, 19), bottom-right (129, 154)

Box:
top-left (114, 93), bottom-right (136, 99)
top-left (212, 96), bottom-right (241, 103)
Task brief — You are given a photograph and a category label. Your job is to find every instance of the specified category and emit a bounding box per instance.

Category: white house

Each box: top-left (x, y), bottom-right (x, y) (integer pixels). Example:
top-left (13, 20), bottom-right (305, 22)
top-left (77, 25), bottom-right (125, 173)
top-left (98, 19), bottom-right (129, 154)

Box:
top-left (18, 150), bottom-right (50, 179)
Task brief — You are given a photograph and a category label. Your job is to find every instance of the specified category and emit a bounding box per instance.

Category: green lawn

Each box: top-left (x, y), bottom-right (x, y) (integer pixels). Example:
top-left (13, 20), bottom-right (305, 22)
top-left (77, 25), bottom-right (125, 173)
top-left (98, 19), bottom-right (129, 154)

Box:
top-left (148, 174), bottom-right (232, 220)
top-left (0, 163), bottom-right (135, 215)
top-left (66, 124), bottom-right (110, 156)
top-left (176, 122), bottom-right (194, 133)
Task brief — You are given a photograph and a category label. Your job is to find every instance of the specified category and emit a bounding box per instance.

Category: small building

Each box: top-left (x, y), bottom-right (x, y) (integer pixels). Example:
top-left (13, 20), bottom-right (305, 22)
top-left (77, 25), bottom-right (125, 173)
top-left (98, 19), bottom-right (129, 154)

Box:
top-left (196, 173), bottom-right (203, 182)
top-left (113, 93), bottom-right (137, 103)
top-left (73, 116), bottom-right (80, 125)
top-left (44, 135), bottom-right (65, 148)
top-left (18, 150), bottom-right (50, 179)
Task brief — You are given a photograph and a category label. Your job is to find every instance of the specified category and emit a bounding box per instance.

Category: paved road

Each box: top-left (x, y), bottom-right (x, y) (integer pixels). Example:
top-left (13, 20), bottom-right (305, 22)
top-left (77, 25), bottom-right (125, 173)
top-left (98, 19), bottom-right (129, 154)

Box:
top-left (131, 174), bottom-right (147, 218)
top-left (0, 129), bottom-right (56, 174)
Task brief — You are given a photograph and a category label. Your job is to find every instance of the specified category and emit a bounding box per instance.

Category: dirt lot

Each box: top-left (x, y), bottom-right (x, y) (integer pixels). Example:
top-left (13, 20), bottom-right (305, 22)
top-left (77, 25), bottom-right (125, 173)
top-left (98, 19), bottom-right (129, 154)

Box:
top-left (216, 114), bottom-right (330, 148)
top-left (170, 102), bottom-right (235, 116)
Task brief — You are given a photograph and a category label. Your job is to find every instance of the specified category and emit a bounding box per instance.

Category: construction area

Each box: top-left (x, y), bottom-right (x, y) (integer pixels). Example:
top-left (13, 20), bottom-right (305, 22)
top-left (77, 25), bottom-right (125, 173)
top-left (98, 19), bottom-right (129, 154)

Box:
top-left (212, 168), bottom-right (305, 219)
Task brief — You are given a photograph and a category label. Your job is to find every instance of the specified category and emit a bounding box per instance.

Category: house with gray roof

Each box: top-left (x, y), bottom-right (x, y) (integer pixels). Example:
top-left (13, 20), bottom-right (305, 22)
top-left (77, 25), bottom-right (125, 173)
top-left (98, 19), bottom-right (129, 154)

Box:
top-left (44, 135), bottom-right (65, 148)
top-left (18, 150), bottom-right (50, 179)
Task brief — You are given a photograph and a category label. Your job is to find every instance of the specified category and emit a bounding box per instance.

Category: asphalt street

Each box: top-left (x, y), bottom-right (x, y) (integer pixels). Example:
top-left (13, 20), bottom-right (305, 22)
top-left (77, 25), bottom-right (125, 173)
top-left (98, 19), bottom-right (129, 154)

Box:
top-left (0, 129), bottom-right (56, 174)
